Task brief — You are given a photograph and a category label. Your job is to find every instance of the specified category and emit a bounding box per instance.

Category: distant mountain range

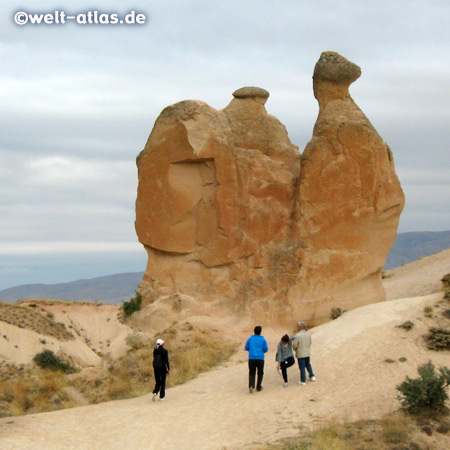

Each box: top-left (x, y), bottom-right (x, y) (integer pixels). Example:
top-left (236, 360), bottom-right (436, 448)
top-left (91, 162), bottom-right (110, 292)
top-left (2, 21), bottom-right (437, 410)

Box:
top-left (0, 231), bottom-right (448, 304)
top-left (0, 272), bottom-right (144, 305)
top-left (384, 230), bottom-right (450, 269)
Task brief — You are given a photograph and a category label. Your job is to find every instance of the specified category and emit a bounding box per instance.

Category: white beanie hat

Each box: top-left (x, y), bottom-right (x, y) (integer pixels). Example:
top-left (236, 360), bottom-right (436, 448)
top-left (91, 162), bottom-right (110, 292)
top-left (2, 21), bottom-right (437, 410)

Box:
top-left (156, 339), bottom-right (165, 347)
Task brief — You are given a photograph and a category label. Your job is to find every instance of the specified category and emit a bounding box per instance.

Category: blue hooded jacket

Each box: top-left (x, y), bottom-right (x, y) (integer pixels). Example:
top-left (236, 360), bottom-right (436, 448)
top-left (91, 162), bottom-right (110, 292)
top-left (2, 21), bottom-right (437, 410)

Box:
top-left (245, 334), bottom-right (269, 360)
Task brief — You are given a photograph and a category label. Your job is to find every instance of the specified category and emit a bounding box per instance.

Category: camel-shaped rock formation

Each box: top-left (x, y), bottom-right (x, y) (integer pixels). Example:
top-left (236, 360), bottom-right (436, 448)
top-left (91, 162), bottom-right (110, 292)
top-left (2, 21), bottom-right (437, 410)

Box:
top-left (135, 52), bottom-right (405, 327)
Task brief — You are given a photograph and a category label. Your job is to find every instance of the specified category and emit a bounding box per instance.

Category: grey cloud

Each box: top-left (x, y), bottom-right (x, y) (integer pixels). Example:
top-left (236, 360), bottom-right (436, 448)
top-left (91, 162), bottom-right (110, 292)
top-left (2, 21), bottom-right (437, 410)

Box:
top-left (0, 0), bottom-right (448, 288)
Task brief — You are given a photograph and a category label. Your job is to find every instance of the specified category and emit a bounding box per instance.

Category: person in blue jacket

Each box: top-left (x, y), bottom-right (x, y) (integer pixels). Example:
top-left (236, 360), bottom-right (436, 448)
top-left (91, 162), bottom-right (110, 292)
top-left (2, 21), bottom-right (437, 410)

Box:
top-left (245, 326), bottom-right (268, 393)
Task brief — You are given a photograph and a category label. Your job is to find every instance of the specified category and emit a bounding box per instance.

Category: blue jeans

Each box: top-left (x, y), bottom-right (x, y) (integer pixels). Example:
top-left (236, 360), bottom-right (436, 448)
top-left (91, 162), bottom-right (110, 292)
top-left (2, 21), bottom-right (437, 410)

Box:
top-left (297, 357), bottom-right (314, 383)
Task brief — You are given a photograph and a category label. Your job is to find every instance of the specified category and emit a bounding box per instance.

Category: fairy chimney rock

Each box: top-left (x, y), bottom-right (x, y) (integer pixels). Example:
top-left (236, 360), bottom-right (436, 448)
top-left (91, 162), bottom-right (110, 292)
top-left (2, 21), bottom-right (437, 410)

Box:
top-left (135, 52), bottom-right (405, 328)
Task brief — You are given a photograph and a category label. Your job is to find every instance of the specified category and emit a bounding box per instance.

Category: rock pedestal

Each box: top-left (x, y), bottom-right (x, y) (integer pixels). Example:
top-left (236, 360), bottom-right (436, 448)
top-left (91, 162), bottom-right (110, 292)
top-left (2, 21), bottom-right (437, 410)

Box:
top-left (135, 52), bottom-right (405, 327)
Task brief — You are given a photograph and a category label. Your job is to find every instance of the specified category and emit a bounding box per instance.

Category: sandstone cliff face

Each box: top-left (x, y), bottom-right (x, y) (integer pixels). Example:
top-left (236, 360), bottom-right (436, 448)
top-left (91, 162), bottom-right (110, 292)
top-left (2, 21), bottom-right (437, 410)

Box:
top-left (135, 52), bottom-right (405, 327)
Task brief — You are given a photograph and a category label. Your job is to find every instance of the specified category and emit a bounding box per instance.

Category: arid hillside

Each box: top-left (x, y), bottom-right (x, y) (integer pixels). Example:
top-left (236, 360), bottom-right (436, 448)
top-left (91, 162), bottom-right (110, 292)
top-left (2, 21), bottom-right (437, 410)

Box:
top-left (0, 249), bottom-right (449, 449)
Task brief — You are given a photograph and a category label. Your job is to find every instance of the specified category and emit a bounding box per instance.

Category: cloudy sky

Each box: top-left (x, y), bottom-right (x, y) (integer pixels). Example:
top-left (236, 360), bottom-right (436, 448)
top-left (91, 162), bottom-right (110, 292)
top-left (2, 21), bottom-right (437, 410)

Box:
top-left (0, 0), bottom-right (449, 290)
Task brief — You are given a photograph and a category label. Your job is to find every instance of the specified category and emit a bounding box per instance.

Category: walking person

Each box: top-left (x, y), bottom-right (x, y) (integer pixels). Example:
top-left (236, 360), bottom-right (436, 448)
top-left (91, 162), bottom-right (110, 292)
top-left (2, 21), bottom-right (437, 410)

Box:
top-left (152, 338), bottom-right (170, 401)
top-left (245, 326), bottom-right (268, 393)
top-left (275, 334), bottom-right (296, 387)
top-left (291, 322), bottom-right (316, 386)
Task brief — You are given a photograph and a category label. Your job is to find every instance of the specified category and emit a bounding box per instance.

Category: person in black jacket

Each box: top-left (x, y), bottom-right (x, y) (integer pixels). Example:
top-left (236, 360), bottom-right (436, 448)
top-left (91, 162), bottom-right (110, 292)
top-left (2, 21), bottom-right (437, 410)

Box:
top-left (152, 338), bottom-right (170, 401)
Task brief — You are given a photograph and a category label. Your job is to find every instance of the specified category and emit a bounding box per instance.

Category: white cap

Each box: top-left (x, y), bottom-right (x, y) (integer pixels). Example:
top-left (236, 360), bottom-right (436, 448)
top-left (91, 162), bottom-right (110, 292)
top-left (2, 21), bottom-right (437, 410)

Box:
top-left (156, 339), bottom-right (165, 346)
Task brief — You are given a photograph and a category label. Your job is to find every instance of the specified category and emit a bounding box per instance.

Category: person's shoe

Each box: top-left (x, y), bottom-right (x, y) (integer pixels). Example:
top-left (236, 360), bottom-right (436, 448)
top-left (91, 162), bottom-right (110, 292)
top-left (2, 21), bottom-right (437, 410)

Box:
top-left (297, 381), bottom-right (306, 386)
top-left (152, 393), bottom-right (157, 402)
top-left (283, 382), bottom-right (288, 388)
top-left (159, 397), bottom-right (166, 402)
top-left (256, 386), bottom-right (263, 392)
top-left (310, 376), bottom-right (316, 381)
top-left (249, 387), bottom-right (254, 394)
top-left (277, 368), bottom-right (282, 376)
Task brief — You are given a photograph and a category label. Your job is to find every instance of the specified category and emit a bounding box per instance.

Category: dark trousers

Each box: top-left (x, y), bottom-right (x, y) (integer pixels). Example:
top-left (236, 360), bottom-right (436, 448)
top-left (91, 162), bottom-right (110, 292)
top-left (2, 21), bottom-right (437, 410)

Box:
top-left (298, 357), bottom-right (314, 383)
top-left (248, 359), bottom-right (265, 390)
top-left (153, 367), bottom-right (167, 398)
top-left (280, 356), bottom-right (295, 382)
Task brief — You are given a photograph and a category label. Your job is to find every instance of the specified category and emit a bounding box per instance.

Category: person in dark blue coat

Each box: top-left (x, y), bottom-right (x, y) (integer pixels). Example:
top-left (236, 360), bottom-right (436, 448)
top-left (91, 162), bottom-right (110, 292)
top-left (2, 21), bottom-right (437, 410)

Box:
top-left (245, 326), bottom-right (268, 393)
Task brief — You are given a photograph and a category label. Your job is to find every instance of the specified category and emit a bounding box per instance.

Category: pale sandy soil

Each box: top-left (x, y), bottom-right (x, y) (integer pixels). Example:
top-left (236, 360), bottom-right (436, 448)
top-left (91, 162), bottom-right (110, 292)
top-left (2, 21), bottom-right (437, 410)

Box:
top-left (1, 292), bottom-right (449, 449)
top-left (383, 248), bottom-right (450, 300)
top-left (0, 251), bottom-right (448, 449)
top-left (0, 304), bottom-right (131, 366)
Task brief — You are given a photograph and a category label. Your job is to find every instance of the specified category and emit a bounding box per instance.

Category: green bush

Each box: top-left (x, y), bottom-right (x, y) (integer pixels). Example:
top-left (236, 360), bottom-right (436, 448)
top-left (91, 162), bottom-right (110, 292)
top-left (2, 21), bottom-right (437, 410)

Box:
top-left (396, 361), bottom-right (450, 413)
top-left (122, 291), bottom-right (142, 317)
top-left (33, 349), bottom-right (73, 373)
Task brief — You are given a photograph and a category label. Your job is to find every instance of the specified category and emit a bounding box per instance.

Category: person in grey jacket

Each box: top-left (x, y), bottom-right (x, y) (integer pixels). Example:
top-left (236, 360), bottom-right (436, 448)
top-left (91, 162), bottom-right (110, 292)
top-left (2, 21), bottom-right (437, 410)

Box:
top-left (275, 334), bottom-right (295, 387)
top-left (291, 321), bottom-right (316, 386)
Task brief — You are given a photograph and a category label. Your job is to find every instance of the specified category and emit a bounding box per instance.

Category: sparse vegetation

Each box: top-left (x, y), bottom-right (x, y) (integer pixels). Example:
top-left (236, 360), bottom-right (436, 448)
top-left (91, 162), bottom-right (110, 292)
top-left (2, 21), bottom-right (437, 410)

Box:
top-left (424, 327), bottom-right (450, 351)
top-left (442, 273), bottom-right (450, 291)
top-left (125, 332), bottom-right (148, 350)
top-left (424, 306), bottom-right (433, 318)
top-left (72, 327), bottom-right (237, 404)
top-left (169, 329), bottom-right (236, 386)
top-left (0, 302), bottom-right (74, 340)
top-left (255, 413), bottom-right (424, 450)
top-left (396, 361), bottom-right (450, 414)
top-left (330, 307), bottom-right (344, 320)
top-left (442, 274), bottom-right (450, 301)
top-left (0, 363), bottom-right (75, 417)
top-left (397, 320), bottom-right (414, 331)
top-left (122, 291), bottom-right (142, 317)
top-left (379, 415), bottom-right (409, 444)
top-left (33, 349), bottom-right (75, 373)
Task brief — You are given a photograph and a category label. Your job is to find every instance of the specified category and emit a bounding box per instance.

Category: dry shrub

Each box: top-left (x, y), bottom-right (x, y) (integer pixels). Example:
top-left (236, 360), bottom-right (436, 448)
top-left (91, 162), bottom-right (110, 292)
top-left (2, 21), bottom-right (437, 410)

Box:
top-left (380, 415), bottom-right (409, 444)
top-left (330, 307), bottom-right (345, 320)
top-left (441, 273), bottom-right (450, 291)
top-left (0, 368), bottom-right (74, 417)
top-left (425, 327), bottom-right (450, 351)
top-left (397, 321), bottom-right (414, 331)
top-left (125, 332), bottom-right (148, 350)
top-left (256, 410), bottom-right (450, 450)
top-left (105, 377), bottom-right (134, 400)
top-left (436, 421), bottom-right (450, 434)
top-left (310, 423), bottom-right (352, 450)
top-left (72, 347), bottom-right (154, 404)
top-left (37, 369), bottom-right (65, 394)
top-left (168, 329), bottom-right (237, 387)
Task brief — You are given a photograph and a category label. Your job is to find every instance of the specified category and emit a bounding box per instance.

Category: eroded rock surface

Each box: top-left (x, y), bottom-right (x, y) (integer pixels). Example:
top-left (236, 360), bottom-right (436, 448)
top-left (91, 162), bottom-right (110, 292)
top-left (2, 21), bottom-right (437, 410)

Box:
top-left (135, 52), bottom-right (405, 327)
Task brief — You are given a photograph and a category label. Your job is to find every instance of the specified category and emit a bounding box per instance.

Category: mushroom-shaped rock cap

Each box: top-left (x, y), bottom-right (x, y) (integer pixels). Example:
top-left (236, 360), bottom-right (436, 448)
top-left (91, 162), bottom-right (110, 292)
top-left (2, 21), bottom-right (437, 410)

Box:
top-left (232, 86), bottom-right (270, 104)
top-left (313, 51), bottom-right (361, 85)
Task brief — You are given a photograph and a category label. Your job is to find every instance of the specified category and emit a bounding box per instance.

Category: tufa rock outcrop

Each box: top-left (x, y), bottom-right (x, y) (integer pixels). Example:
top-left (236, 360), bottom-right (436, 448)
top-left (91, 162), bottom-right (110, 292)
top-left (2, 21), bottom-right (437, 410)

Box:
top-left (135, 52), bottom-right (405, 327)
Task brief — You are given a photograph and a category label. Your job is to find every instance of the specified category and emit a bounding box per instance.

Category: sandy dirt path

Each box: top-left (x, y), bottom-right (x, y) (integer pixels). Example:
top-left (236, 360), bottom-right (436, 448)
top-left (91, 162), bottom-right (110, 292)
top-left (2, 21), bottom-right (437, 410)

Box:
top-left (1, 292), bottom-right (448, 450)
